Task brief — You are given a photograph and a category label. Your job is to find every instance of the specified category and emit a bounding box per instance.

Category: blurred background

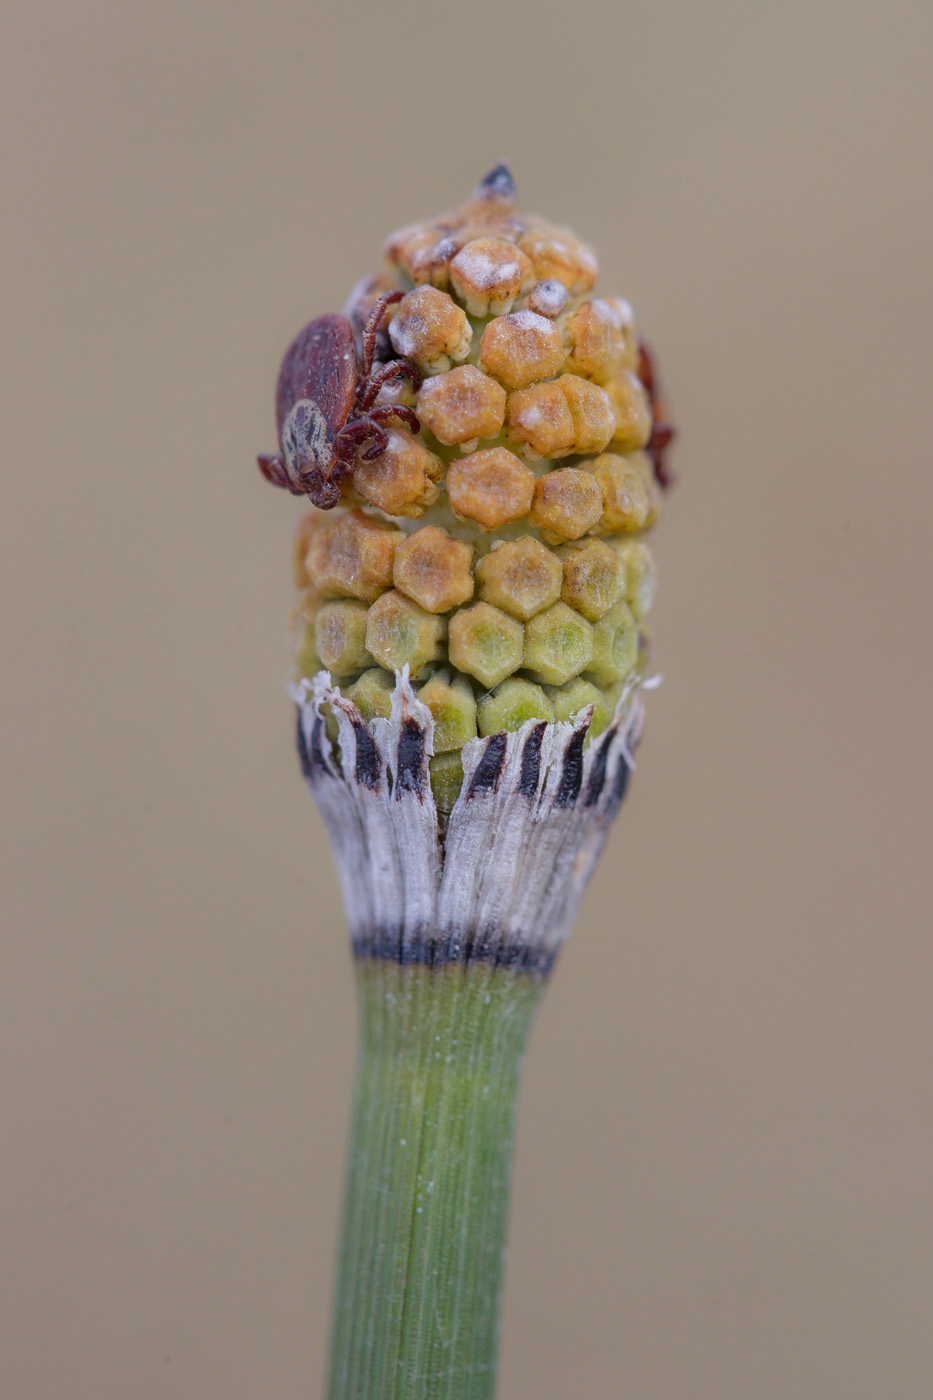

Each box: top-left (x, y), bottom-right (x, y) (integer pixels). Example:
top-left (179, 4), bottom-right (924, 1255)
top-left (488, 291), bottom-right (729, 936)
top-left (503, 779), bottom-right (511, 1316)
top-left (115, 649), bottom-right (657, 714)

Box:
top-left (2, 1), bottom-right (932, 1396)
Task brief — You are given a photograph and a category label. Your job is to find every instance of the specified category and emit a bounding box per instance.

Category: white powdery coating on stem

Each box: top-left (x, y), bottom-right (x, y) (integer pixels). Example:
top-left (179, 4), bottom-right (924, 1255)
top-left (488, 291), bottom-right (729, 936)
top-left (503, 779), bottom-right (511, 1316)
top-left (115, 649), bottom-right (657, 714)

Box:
top-left (292, 667), bottom-right (648, 968)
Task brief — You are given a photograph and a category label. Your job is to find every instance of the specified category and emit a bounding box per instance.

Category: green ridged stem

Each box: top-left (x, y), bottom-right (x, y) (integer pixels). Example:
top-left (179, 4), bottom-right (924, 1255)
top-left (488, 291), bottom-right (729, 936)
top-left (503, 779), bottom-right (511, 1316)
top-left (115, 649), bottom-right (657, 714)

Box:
top-left (326, 959), bottom-right (546, 1400)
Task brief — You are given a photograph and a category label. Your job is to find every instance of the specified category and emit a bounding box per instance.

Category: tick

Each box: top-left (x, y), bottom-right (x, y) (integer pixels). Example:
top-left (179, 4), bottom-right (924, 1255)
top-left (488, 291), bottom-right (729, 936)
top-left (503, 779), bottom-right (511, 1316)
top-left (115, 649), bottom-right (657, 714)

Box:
top-left (258, 291), bottom-right (423, 509)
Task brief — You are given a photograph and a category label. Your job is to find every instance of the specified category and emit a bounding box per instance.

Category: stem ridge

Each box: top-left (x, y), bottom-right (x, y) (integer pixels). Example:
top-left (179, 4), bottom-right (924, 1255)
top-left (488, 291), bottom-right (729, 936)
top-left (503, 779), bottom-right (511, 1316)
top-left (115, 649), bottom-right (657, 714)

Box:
top-left (327, 962), bottom-right (543, 1400)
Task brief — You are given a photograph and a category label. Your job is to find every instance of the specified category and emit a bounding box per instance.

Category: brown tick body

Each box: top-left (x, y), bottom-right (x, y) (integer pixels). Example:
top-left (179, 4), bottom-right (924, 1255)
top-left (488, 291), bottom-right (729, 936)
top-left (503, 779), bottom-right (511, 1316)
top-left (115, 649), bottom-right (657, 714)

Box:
top-left (258, 292), bottom-right (423, 510)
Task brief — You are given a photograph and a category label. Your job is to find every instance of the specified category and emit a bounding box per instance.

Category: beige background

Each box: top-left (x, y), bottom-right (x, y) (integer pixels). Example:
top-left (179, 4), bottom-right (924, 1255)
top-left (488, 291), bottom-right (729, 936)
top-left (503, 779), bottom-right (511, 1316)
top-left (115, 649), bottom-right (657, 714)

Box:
top-left (3, 0), bottom-right (932, 1396)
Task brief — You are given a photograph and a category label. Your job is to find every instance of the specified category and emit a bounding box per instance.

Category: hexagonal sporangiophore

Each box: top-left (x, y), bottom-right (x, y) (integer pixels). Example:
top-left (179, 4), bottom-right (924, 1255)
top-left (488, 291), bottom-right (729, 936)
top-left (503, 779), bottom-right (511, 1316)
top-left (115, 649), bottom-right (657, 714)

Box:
top-left (517, 224), bottom-right (598, 293)
top-left (525, 279), bottom-right (568, 319)
top-left (305, 509), bottom-right (405, 603)
top-left (416, 365), bottom-right (506, 448)
top-left (605, 368), bottom-right (653, 452)
top-left (448, 236), bottom-right (534, 317)
top-left (393, 526), bottom-right (475, 615)
top-left (562, 298), bottom-right (628, 384)
top-left (345, 667), bottom-right (396, 722)
top-left (314, 599), bottom-right (372, 676)
top-left (523, 601), bottom-right (594, 686)
top-left (478, 310), bottom-right (565, 390)
top-left (545, 676), bottom-right (612, 740)
top-left (600, 296), bottom-right (639, 370)
top-left (446, 448), bottom-right (535, 532)
top-left (384, 224), bottom-right (458, 289)
top-left (364, 590), bottom-right (446, 678)
top-left (557, 374), bottom-right (616, 455)
top-left (615, 538), bottom-right (658, 621)
top-left (388, 286), bottom-right (472, 373)
top-left (477, 678), bottom-right (554, 736)
top-left (505, 381), bottom-right (574, 461)
top-left (590, 452), bottom-right (659, 534)
top-left (475, 536), bottom-right (563, 621)
top-left (351, 427), bottom-right (443, 518)
top-left (528, 468), bottom-right (603, 545)
top-left (417, 673), bottom-right (478, 752)
top-left (559, 538), bottom-right (626, 622)
top-left (448, 602), bottom-right (524, 689)
top-left (585, 601), bottom-right (638, 686)
top-left (428, 749), bottom-right (465, 815)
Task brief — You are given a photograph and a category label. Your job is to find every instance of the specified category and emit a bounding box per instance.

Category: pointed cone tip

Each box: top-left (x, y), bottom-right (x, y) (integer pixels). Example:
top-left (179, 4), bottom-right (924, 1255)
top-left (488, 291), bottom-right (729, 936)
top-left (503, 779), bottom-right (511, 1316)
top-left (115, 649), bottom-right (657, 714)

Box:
top-left (474, 163), bottom-right (516, 201)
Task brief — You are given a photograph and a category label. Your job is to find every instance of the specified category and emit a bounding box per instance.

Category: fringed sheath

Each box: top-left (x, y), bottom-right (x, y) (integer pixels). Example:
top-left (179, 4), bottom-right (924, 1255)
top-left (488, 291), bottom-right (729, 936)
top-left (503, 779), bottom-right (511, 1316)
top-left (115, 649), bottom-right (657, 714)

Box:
top-left (294, 668), bottom-right (648, 978)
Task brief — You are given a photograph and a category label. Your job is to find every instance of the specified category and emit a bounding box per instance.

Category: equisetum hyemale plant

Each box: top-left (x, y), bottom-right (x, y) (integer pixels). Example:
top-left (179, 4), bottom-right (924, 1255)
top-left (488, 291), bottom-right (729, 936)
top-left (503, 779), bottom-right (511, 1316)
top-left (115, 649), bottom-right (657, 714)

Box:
top-left (258, 166), bottom-right (674, 1400)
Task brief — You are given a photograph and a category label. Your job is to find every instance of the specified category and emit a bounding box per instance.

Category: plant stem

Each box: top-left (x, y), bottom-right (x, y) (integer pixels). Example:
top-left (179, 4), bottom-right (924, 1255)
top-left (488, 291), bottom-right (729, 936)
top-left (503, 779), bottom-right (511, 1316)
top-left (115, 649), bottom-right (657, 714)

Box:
top-left (326, 958), bottom-right (546, 1400)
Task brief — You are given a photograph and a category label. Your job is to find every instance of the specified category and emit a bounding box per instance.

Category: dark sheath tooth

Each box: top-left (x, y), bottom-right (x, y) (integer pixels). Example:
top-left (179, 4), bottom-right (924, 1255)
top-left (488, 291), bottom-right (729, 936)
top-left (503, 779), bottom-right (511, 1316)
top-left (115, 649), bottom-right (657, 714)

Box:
top-left (467, 733), bottom-right (508, 798)
top-left (396, 718), bottom-right (427, 796)
top-left (554, 725), bottom-right (586, 808)
top-left (517, 722), bottom-right (546, 800)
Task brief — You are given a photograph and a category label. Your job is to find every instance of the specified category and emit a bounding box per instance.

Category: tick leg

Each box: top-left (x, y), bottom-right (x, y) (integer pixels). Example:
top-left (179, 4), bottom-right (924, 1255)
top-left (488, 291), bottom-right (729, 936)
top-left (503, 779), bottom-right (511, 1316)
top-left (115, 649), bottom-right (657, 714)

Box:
top-left (258, 452), bottom-right (305, 494)
top-left (335, 418), bottom-right (388, 464)
top-left (359, 423), bottom-right (389, 461)
top-left (369, 403), bottom-right (420, 435)
top-left (357, 357), bottom-right (423, 412)
top-left (636, 340), bottom-right (656, 398)
top-left (636, 339), bottom-right (675, 491)
top-left (646, 422), bottom-right (675, 490)
top-left (360, 291), bottom-right (404, 380)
